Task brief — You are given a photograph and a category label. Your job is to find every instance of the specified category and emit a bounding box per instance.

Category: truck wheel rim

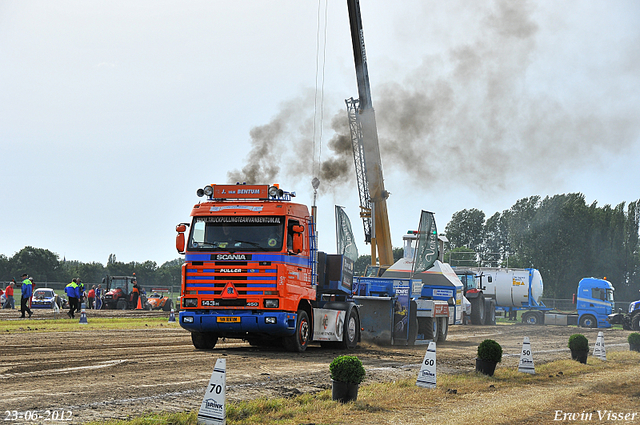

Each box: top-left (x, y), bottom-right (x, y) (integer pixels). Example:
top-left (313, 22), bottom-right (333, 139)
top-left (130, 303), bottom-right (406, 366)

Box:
top-left (299, 319), bottom-right (309, 344)
top-left (347, 316), bottom-right (357, 342)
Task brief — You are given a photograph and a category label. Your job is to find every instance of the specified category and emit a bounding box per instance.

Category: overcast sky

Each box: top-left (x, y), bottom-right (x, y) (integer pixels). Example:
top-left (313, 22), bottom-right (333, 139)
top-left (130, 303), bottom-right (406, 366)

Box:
top-left (1, 0), bottom-right (639, 267)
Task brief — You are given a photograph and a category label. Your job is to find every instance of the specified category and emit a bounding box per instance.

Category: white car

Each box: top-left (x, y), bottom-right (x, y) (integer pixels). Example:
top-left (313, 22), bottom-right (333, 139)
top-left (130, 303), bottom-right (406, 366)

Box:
top-left (31, 288), bottom-right (64, 309)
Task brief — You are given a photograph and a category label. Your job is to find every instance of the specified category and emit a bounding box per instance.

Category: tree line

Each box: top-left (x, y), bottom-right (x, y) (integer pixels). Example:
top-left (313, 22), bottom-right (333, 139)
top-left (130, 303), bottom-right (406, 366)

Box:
top-left (443, 193), bottom-right (640, 300)
top-left (0, 248), bottom-right (182, 289)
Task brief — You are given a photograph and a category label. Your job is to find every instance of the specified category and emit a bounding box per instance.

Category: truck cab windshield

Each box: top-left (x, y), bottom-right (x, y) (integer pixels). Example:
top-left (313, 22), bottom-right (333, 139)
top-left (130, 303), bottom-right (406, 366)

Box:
top-left (189, 216), bottom-right (284, 252)
top-left (606, 289), bottom-right (614, 303)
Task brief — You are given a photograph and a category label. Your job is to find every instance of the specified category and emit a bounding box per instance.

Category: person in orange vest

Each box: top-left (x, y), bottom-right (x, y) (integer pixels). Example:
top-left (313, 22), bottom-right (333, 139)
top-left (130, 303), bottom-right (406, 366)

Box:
top-left (131, 278), bottom-right (140, 308)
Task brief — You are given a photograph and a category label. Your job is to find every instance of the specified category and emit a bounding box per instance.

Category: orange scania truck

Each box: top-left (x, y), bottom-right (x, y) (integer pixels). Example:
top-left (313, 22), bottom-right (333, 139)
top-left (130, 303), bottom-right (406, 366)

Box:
top-left (175, 183), bottom-right (360, 352)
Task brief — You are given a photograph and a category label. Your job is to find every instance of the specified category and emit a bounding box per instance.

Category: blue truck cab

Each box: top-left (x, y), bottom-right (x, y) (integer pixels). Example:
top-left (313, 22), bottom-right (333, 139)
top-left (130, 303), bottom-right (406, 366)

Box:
top-left (576, 278), bottom-right (615, 328)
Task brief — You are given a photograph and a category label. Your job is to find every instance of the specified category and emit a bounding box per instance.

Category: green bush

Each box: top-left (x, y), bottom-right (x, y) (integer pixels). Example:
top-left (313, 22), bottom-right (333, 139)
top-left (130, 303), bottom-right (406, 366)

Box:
top-left (329, 355), bottom-right (365, 385)
top-left (568, 334), bottom-right (589, 351)
top-left (477, 339), bottom-right (502, 363)
top-left (628, 332), bottom-right (640, 345)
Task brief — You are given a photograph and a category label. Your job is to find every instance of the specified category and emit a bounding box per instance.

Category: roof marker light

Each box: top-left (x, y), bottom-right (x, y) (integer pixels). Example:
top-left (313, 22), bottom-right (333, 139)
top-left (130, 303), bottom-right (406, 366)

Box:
top-left (268, 186), bottom-right (279, 198)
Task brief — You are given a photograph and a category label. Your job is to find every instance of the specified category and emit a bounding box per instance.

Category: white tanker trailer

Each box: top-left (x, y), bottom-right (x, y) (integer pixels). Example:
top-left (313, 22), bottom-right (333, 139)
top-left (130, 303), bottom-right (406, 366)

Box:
top-left (454, 267), bottom-right (544, 325)
top-left (481, 268), bottom-right (544, 309)
top-left (467, 267), bottom-right (547, 323)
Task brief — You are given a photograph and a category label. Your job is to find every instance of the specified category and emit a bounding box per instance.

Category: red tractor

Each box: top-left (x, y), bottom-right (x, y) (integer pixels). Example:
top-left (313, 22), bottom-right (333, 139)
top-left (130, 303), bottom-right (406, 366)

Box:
top-left (102, 275), bottom-right (147, 309)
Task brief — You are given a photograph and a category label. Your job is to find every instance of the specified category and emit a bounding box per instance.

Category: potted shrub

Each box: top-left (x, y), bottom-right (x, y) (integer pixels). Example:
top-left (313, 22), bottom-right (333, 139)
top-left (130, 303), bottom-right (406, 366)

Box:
top-left (568, 334), bottom-right (589, 364)
top-left (330, 355), bottom-right (366, 402)
top-left (628, 332), bottom-right (640, 352)
top-left (475, 339), bottom-right (502, 376)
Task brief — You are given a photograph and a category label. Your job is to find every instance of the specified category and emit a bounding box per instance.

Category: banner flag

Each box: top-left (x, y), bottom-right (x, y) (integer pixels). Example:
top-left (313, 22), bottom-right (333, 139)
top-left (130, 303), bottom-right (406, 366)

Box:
top-left (335, 206), bottom-right (359, 263)
top-left (412, 211), bottom-right (438, 275)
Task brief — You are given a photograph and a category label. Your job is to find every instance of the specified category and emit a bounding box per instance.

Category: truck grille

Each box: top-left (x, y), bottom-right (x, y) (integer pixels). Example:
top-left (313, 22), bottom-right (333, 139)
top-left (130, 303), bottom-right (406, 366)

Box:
top-left (185, 261), bottom-right (277, 297)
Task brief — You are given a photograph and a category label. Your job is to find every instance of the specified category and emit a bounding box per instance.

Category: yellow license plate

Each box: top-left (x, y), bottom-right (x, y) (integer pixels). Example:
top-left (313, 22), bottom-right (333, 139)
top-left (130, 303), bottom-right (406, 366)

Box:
top-left (217, 317), bottom-right (241, 323)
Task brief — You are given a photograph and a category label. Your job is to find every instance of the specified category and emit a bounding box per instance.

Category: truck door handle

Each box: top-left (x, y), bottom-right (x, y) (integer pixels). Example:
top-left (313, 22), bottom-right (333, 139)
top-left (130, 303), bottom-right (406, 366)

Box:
top-left (590, 304), bottom-right (594, 307)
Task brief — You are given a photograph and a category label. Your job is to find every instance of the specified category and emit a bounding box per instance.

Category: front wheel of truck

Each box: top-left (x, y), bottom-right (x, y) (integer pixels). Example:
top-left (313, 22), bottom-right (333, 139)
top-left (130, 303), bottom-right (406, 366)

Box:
top-left (191, 331), bottom-right (218, 350)
top-left (284, 310), bottom-right (310, 352)
top-left (579, 314), bottom-right (597, 328)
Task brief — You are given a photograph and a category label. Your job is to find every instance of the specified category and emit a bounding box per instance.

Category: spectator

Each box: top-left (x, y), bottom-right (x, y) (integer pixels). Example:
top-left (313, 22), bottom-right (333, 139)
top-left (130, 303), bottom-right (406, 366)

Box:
top-left (77, 278), bottom-right (85, 307)
top-left (65, 278), bottom-right (80, 318)
top-left (131, 278), bottom-right (140, 308)
top-left (95, 284), bottom-right (103, 310)
top-left (87, 285), bottom-right (96, 309)
top-left (20, 273), bottom-right (33, 319)
top-left (4, 281), bottom-right (15, 309)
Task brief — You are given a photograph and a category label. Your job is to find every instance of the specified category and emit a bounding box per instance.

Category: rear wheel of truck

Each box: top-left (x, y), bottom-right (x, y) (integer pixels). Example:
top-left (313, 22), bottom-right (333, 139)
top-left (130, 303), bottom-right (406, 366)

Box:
top-left (522, 311), bottom-right (542, 325)
top-left (191, 332), bottom-right (218, 350)
top-left (579, 314), bottom-right (597, 328)
top-left (284, 310), bottom-right (310, 352)
top-left (470, 295), bottom-right (485, 325)
top-left (421, 317), bottom-right (439, 342)
top-left (417, 318), bottom-right (431, 341)
top-left (437, 317), bottom-right (448, 342)
top-left (338, 307), bottom-right (359, 350)
top-left (485, 300), bottom-right (496, 325)
top-left (631, 314), bottom-right (640, 331)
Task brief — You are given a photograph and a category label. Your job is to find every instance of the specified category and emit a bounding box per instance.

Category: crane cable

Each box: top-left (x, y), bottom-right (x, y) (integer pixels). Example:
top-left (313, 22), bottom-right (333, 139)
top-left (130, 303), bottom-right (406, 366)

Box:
top-left (312, 0), bottom-right (329, 181)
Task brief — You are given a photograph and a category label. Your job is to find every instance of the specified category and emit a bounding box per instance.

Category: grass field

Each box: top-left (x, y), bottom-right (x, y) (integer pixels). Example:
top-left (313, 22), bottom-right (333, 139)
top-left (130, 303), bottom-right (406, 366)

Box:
top-left (84, 351), bottom-right (640, 425)
top-left (0, 316), bottom-right (175, 332)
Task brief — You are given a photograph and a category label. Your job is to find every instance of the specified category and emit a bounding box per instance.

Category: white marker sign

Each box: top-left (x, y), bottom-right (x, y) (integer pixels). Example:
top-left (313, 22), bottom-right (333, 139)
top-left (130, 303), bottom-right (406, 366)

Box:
top-left (198, 359), bottom-right (226, 425)
top-left (416, 342), bottom-right (437, 388)
top-left (518, 336), bottom-right (535, 374)
top-left (593, 331), bottom-right (606, 361)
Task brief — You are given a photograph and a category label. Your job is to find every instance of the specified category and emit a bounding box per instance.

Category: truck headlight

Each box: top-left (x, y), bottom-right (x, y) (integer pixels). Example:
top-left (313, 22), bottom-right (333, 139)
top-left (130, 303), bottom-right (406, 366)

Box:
top-left (183, 298), bottom-right (198, 308)
top-left (183, 316), bottom-right (194, 323)
top-left (265, 317), bottom-right (277, 324)
top-left (264, 299), bottom-right (279, 308)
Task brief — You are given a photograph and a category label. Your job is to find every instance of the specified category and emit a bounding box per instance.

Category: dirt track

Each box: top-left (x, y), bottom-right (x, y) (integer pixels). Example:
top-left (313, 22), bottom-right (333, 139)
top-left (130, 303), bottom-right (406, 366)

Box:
top-left (0, 309), bottom-right (633, 424)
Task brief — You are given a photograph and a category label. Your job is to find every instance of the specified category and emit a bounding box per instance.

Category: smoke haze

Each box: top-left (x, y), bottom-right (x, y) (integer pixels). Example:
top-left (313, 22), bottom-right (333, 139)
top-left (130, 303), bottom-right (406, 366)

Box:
top-left (228, 0), bottom-right (640, 197)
